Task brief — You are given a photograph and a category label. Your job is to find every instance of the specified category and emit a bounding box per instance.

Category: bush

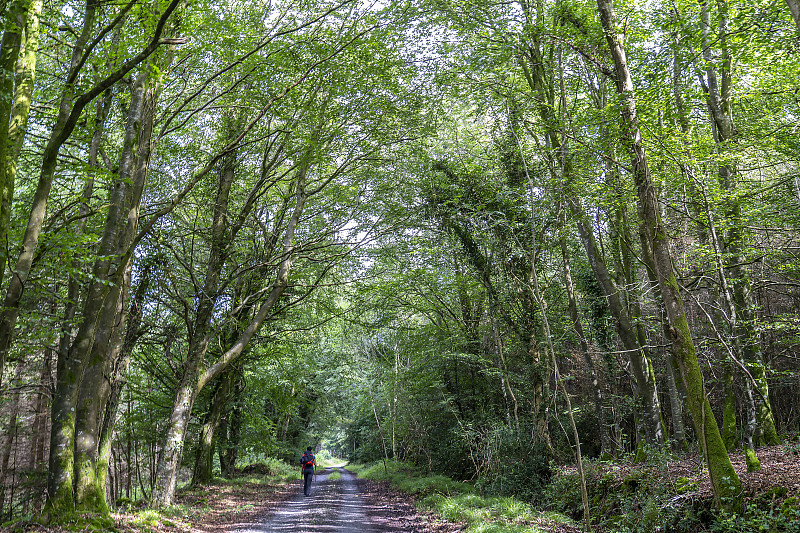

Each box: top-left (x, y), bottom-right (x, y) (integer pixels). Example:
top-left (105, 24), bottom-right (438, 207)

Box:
top-left (239, 457), bottom-right (296, 481)
top-left (349, 459), bottom-right (474, 498)
top-left (480, 427), bottom-right (552, 502)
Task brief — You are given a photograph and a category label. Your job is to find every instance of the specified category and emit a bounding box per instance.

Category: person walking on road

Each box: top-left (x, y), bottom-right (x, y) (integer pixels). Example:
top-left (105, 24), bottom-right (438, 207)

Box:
top-left (300, 446), bottom-right (316, 496)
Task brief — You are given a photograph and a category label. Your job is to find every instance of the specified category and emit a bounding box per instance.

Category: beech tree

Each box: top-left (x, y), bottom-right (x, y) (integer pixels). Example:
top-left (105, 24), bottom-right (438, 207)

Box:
top-left (0, 0), bottom-right (798, 524)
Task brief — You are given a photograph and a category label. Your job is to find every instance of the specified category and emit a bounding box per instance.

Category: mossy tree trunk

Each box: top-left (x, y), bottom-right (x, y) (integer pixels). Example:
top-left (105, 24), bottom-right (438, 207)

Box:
top-left (193, 372), bottom-right (233, 485)
top-left (72, 20), bottom-right (177, 507)
top-left (0, 0), bottom-right (31, 290)
top-left (0, 2), bottom-right (181, 413)
top-left (47, 61), bottom-right (151, 517)
top-left (93, 252), bottom-right (153, 500)
top-left (699, 0), bottom-right (779, 447)
top-left (47, 7), bottom-right (182, 513)
top-left (0, 0), bottom-right (39, 387)
top-left (595, 0), bottom-right (743, 511)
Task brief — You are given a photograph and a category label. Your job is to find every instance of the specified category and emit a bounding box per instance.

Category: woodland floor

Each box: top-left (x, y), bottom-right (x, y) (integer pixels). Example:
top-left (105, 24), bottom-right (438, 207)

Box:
top-left (3, 446), bottom-right (797, 532)
top-left (665, 444), bottom-right (800, 501)
top-left (561, 443), bottom-right (800, 506)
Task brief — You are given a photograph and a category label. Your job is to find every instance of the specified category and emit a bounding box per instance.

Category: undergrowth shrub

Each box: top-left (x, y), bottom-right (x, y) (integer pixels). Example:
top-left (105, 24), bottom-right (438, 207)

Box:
top-left (239, 457), bottom-right (296, 481)
top-left (546, 457), bottom-right (800, 533)
top-left (350, 459), bottom-right (474, 498)
top-left (478, 424), bottom-right (552, 502)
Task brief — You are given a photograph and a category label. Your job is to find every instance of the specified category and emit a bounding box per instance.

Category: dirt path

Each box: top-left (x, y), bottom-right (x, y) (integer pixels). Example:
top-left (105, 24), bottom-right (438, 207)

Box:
top-left (228, 467), bottom-right (459, 533)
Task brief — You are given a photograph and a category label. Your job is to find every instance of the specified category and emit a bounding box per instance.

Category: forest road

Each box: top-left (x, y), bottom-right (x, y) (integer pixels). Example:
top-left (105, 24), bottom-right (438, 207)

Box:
top-left (230, 467), bottom-right (423, 533)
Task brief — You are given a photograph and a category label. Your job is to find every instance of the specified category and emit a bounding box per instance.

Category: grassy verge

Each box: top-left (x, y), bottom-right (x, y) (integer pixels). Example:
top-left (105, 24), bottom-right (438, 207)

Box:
top-left (348, 460), bottom-right (577, 533)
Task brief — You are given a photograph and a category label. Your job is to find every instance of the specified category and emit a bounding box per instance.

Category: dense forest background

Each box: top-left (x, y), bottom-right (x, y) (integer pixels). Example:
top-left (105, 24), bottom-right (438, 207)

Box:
top-left (0, 0), bottom-right (799, 527)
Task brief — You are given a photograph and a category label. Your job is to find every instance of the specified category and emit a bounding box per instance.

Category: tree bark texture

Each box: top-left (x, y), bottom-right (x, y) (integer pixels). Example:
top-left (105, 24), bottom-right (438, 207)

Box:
top-left (0, 0), bottom-right (31, 287)
top-left (72, 260), bottom-right (132, 512)
top-left (192, 372), bottom-right (233, 485)
top-left (595, 0), bottom-right (742, 511)
top-left (43, 4), bottom-right (184, 514)
top-left (46, 73), bottom-right (145, 516)
top-left (0, 0), bottom-right (39, 387)
top-left (785, 0), bottom-right (800, 34)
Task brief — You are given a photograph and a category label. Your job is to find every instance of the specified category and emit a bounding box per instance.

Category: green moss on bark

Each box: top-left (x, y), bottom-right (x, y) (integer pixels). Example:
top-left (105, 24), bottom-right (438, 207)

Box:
top-left (745, 447), bottom-right (761, 472)
top-left (74, 452), bottom-right (110, 515)
top-left (672, 316), bottom-right (743, 512)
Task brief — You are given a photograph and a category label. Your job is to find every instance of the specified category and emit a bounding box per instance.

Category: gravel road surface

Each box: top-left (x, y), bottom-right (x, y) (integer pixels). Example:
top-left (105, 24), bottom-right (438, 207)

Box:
top-left (232, 467), bottom-right (389, 532)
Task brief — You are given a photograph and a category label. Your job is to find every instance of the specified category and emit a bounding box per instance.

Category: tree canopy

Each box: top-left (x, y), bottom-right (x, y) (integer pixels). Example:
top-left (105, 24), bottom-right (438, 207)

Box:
top-left (1, 0), bottom-right (799, 527)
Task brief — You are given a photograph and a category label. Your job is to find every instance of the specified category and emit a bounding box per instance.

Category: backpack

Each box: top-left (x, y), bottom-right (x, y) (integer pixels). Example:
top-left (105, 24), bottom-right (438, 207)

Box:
top-left (301, 452), bottom-right (314, 474)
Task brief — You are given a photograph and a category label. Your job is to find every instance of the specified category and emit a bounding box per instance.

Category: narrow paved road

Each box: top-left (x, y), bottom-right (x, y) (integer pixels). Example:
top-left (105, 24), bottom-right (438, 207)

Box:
top-left (232, 467), bottom-right (386, 532)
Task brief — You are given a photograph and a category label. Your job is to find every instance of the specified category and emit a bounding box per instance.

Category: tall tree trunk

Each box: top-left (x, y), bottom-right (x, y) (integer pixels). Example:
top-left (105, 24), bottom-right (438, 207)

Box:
top-left (0, 0), bottom-right (181, 419)
top-left (0, 0), bottom-right (41, 287)
top-left (53, 9), bottom-right (182, 513)
top-left (57, 21), bottom-right (117, 380)
top-left (595, 0), bottom-right (742, 511)
top-left (699, 0), bottom-right (778, 446)
top-left (0, 0), bottom-right (38, 387)
top-left (192, 372), bottom-right (233, 485)
top-left (72, 261), bottom-right (131, 513)
top-left (71, 46), bottom-right (166, 511)
top-left (45, 59), bottom-right (154, 517)
top-left (560, 233), bottom-right (610, 454)
top-left (786, 0), bottom-right (800, 33)
top-left (151, 165), bottom-right (309, 507)
top-left (0, 0), bottom-right (30, 289)
top-left (95, 251), bottom-right (153, 501)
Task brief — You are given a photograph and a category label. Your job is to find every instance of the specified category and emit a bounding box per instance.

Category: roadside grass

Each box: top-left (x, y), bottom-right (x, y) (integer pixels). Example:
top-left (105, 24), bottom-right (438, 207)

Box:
top-left (114, 458), bottom-right (297, 532)
top-left (349, 460), bottom-right (575, 533)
